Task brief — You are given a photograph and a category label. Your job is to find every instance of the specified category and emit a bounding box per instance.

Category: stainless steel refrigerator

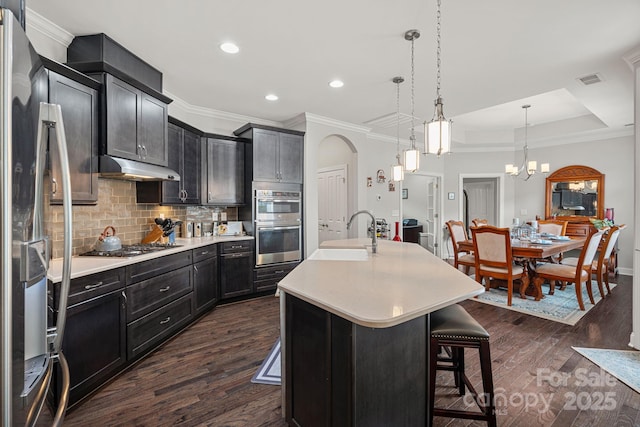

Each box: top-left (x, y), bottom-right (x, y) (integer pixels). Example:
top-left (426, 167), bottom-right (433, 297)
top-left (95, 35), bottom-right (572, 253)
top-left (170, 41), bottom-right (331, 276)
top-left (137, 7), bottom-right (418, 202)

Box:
top-left (0, 6), bottom-right (73, 426)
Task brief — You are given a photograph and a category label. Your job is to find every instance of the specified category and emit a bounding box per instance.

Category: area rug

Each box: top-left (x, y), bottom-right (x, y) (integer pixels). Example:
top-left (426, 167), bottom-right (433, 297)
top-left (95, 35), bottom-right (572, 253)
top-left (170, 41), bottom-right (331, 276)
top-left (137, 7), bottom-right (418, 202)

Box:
top-left (573, 347), bottom-right (640, 394)
top-left (251, 338), bottom-right (281, 385)
top-left (470, 279), bottom-right (616, 326)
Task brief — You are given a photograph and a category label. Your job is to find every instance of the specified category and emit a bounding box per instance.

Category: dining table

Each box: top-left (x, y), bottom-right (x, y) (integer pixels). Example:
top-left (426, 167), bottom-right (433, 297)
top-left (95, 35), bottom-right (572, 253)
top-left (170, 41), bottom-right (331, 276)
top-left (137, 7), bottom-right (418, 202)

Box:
top-left (458, 236), bottom-right (586, 300)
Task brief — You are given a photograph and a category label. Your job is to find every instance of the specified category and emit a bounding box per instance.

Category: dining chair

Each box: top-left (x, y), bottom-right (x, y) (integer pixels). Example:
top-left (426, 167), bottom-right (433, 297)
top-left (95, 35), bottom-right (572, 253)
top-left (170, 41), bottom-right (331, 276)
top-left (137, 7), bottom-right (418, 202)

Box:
top-left (561, 225), bottom-right (623, 298)
top-left (445, 220), bottom-right (475, 275)
top-left (538, 220), bottom-right (568, 236)
top-left (532, 229), bottom-right (604, 310)
top-left (471, 218), bottom-right (488, 228)
top-left (471, 225), bottom-right (529, 306)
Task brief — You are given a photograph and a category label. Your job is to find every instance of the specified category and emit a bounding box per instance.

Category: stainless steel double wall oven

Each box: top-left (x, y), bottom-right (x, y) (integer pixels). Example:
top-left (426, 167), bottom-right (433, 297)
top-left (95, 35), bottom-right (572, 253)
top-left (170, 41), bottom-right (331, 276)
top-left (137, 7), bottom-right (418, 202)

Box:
top-left (253, 183), bottom-right (302, 266)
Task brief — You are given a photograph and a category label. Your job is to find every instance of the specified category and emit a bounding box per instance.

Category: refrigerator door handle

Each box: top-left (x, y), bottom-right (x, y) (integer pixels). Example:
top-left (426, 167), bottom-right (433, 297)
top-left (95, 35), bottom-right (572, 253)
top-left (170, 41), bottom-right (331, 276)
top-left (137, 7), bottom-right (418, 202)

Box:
top-left (35, 103), bottom-right (73, 424)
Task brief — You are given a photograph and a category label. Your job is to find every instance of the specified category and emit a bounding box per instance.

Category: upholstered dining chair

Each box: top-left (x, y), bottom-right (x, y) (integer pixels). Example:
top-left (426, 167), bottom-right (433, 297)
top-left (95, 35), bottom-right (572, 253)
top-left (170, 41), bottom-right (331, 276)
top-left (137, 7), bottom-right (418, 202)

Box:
top-left (471, 225), bottom-right (529, 307)
top-left (471, 218), bottom-right (488, 228)
top-left (446, 220), bottom-right (475, 275)
top-left (561, 225), bottom-right (623, 298)
top-left (532, 229), bottom-right (605, 310)
top-left (538, 220), bottom-right (568, 236)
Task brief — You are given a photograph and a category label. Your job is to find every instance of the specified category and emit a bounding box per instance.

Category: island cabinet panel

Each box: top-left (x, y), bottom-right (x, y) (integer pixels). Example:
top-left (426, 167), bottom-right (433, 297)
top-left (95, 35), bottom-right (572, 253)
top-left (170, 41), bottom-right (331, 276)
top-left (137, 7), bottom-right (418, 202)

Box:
top-left (285, 294), bottom-right (428, 427)
top-left (50, 268), bottom-right (127, 409)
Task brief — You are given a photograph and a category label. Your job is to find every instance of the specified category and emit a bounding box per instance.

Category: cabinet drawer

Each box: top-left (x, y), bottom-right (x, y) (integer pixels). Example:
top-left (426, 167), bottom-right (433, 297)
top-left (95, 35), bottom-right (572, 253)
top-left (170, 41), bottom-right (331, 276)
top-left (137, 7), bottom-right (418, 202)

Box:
top-left (126, 265), bottom-right (192, 321)
top-left (63, 268), bottom-right (126, 306)
top-left (127, 293), bottom-right (193, 360)
top-left (192, 244), bottom-right (217, 263)
top-left (126, 251), bottom-right (192, 284)
top-left (566, 223), bottom-right (594, 237)
top-left (221, 240), bottom-right (252, 253)
top-left (254, 263), bottom-right (298, 293)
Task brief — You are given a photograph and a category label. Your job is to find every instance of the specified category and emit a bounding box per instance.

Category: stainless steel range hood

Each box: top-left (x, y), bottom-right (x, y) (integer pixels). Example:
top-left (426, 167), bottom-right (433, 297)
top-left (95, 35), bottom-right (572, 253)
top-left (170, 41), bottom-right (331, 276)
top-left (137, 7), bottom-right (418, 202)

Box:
top-left (99, 155), bottom-right (180, 181)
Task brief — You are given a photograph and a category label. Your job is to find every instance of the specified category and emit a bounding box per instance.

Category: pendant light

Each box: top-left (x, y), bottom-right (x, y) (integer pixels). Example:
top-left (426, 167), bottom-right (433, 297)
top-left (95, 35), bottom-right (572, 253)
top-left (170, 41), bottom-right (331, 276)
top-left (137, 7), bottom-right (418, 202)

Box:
top-left (404, 29), bottom-right (420, 172)
top-left (425, 0), bottom-right (452, 157)
top-left (392, 76), bottom-right (405, 182)
top-left (505, 105), bottom-right (550, 180)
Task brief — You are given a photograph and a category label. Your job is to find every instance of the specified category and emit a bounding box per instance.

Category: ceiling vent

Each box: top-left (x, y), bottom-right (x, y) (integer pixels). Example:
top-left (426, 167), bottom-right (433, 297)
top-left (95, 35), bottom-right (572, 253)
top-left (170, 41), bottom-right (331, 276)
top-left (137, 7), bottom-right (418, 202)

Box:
top-left (577, 73), bottom-right (603, 86)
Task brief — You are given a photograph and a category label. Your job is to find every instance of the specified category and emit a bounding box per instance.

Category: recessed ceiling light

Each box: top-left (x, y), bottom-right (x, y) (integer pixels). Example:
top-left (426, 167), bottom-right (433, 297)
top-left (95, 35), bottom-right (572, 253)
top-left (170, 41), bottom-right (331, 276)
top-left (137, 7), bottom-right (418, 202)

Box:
top-left (220, 42), bottom-right (239, 54)
top-left (329, 80), bottom-right (344, 88)
top-left (265, 94), bottom-right (278, 101)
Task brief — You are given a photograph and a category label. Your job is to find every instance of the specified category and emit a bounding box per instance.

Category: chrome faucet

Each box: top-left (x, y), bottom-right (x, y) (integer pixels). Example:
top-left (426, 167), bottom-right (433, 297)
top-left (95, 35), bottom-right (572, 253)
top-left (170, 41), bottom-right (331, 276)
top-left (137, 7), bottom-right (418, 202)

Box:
top-left (346, 210), bottom-right (377, 254)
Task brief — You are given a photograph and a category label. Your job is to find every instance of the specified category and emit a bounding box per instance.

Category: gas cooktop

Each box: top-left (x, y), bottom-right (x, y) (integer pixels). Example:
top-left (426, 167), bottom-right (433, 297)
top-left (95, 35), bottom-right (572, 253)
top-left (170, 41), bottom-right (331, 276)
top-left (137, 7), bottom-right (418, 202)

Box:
top-left (79, 243), bottom-right (182, 257)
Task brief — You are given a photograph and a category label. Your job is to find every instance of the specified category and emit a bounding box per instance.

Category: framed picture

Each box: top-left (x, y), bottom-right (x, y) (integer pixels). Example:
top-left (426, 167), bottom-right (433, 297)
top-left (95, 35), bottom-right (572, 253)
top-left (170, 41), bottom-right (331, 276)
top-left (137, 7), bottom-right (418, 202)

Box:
top-left (402, 188), bottom-right (408, 199)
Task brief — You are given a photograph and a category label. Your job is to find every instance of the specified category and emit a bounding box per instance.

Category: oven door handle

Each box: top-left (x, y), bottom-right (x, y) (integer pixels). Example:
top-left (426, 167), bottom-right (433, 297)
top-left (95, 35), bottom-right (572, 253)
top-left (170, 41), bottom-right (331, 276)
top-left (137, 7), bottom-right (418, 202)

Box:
top-left (261, 225), bottom-right (301, 231)
top-left (257, 198), bottom-right (301, 203)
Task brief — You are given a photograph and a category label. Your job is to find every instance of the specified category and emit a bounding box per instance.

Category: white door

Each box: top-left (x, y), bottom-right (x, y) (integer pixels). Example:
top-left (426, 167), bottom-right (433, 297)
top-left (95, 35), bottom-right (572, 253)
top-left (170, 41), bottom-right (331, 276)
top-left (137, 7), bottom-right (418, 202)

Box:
top-left (317, 165), bottom-right (348, 244)
top-left (464, 178), bottom-right (497, 227)
top-left (424, 177), bottom-right (439, 256)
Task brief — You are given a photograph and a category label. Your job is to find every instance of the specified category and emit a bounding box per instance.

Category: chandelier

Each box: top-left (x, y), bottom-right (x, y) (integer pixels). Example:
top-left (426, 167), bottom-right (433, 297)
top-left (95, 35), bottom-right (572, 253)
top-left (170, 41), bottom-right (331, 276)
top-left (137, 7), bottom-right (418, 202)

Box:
top-left (505, 104), bottom-right (550, 180)
top-left (392, 76), bottom-right (405, 182)
top-left (424, 0), bottom-right (452, 157)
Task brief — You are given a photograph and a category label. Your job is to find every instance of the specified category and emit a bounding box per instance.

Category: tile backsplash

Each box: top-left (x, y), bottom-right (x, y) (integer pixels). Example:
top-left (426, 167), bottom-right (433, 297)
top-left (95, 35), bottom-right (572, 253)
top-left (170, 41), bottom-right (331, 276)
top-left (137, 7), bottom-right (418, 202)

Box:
top-left (45, 178), bottom-right (238, 258)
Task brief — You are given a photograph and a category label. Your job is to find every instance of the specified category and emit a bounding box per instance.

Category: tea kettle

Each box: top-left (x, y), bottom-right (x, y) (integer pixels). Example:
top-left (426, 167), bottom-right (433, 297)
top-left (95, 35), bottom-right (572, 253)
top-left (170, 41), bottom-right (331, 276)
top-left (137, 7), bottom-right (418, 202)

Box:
top-left (95, 225), bottom-right (122, 251)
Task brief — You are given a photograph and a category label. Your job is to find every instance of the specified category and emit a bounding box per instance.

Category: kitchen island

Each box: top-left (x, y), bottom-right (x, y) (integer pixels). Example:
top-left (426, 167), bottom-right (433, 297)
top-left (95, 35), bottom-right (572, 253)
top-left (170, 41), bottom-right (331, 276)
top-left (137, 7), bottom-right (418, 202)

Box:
top-left (278, 239), bottom-right (484, 426)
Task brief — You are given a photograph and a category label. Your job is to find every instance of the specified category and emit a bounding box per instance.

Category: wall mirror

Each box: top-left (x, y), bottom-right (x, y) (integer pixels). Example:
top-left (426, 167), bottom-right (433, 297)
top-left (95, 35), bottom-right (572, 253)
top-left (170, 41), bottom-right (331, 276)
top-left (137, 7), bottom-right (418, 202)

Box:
top-left (545, 165), bottom-right (604, 221)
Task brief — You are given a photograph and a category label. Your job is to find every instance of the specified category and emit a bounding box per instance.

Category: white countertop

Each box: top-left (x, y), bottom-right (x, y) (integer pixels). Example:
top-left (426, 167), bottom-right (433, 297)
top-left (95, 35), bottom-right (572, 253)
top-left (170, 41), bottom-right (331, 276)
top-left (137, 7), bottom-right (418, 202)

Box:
top-left (48, 236), bottom-right (254, 283)
top-left (278, 239), bottom-right (484, 328)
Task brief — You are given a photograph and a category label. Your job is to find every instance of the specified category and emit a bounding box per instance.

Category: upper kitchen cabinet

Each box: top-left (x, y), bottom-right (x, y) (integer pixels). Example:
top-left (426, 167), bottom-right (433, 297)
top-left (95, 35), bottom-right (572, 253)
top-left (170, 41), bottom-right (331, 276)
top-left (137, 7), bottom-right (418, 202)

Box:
top-left (91, 73), bottom-right (170, 166)
top-left (42, 57), bottom-right (100, 205)
top-left (66, 33), bottom-right (172, 167)
top-left (202, 135), bottom-right (245, 206)
top-left (136, 117), bottom-right (202, 204)
top-left (234, 124), bottom-right (305, 184)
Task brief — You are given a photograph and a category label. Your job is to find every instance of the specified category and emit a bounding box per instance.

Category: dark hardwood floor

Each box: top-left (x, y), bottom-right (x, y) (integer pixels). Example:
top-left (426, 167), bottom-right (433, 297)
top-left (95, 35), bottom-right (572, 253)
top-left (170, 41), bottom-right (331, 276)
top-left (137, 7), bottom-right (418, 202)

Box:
top-left (43, 274), bottom-right (638, 426)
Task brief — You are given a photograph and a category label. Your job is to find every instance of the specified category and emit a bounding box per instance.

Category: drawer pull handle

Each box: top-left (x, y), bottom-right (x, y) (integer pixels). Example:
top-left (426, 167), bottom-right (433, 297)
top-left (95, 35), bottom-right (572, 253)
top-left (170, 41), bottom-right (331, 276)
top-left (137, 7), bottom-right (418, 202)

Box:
top-left (200, 250), bottom-right (209, 255)
top-left (193, 265), bottom-right (198, 273)
top-left (84, 281), bottom-right (103, 290)
top-left (274, 270), bottom-right (284, 274)
top-left (159, 286), bottom-right (171, 293)
top-left (160, 317), bottom-right (171, 325)
top-left (231, 245), bottom-right (243, 249)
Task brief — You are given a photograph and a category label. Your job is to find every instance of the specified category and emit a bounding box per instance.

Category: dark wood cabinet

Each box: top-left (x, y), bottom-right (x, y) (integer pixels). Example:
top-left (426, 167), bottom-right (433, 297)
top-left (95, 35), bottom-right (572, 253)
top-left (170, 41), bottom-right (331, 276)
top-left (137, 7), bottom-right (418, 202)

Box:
top-left (253, 261), bottom-right (298, 293)
top-left (44, 60), bottom-right (99, 204)
top-left (136, 119), bottom-right (201, 204)
top-left (51, 268), bottom-right (127, 409)
top-left (92, 73), bottom-right (169, 166)
top-left (220, 241), bottom-right (253, 299)
top-left (202, 135), bottom-right (245, 206)
top-left (403, 224), bottom-right (423, 244)
top-left (125, 265), bottom-right (192, 321)
top-left (234, 124), bottom-right (304, 184)
top-left (193, 244), bottom-right (219, 315)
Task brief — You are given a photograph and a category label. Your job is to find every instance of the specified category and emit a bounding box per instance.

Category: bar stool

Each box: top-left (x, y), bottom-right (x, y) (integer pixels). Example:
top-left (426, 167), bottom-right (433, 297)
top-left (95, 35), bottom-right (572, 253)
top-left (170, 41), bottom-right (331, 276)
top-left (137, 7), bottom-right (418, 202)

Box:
top-left (429, 304), bottom-right (497, 427)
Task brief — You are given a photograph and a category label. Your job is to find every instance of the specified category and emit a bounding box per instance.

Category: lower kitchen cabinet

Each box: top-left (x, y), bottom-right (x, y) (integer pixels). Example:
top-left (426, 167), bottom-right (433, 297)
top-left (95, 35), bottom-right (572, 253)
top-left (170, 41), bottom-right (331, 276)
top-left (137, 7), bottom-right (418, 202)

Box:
top-left (220, 241), bottom-right (253, 299)
top-left (193, 244), bottom-right (219, 315)
top-left (51, 268), bottom-right (127, 409)
top-left (127, 293), bottom-right (194, 359)
top-left (254, 261), bottom-right (299, 293)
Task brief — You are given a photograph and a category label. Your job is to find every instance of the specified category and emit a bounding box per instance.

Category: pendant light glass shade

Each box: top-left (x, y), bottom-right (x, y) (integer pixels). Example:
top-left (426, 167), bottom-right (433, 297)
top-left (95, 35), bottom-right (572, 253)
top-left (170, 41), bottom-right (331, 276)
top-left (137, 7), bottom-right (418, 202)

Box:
top-left (425, 98), bottom-right (452, 156)
top-left (404, 139), bottom-right (420, 172)
top-left (392, 163), bottom-right (404, 181)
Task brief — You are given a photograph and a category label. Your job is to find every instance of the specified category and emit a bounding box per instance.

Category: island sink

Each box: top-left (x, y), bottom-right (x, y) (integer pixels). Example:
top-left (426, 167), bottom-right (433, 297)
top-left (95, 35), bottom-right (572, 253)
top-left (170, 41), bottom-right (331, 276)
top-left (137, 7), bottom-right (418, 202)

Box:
top-left (307, 248), bottom-right (369, 261)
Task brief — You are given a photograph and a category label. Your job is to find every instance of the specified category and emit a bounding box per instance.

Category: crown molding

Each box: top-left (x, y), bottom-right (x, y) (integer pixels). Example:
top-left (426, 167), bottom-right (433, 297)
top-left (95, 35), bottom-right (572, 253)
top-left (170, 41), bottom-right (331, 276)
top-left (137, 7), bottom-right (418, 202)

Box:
top-left (164, 90), bottom-right (282, 128)
top-left (623, 45), bottom-right (640, 70)
top-left (304, 112), bottom-right (371, 134)
top-left (25, 7), bottom-right (74, 48)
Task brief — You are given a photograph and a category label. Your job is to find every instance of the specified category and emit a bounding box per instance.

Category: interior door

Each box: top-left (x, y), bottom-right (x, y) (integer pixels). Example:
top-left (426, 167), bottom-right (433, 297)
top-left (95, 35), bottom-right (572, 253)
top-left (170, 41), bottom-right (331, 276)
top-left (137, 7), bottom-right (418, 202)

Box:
top-left (424, 177), bottom-right (439, 256)
top-left (464, 178), bottom-right (497, 228)
top-left (317, 165), bottom-right (347, 244)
